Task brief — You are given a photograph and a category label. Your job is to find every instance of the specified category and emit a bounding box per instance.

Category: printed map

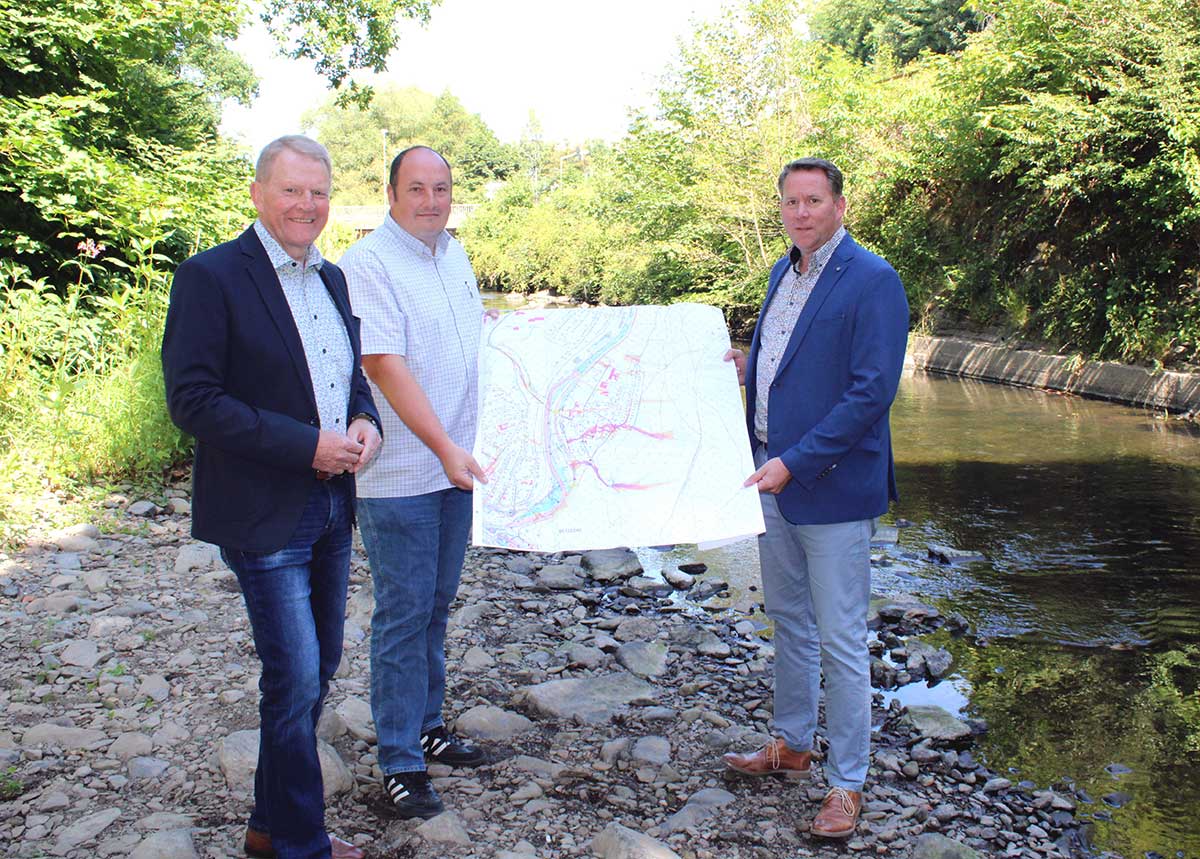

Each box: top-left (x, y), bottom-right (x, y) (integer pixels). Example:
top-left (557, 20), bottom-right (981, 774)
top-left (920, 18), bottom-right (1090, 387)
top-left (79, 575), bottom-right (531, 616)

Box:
top-left (472, 304), bottom-right (765, 552)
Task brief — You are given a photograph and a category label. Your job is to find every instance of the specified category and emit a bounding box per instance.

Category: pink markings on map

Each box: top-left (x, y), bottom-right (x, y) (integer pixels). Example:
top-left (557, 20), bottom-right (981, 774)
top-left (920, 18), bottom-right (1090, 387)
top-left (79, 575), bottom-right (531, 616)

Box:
top-left (568, 460), bottom-right (670, 492)
top-left (566, 424), bottom-right (673, 444)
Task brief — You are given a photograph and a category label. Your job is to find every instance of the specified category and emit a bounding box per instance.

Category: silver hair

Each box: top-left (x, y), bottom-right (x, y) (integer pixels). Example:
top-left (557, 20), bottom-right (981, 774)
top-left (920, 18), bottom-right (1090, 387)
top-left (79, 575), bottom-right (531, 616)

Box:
top-left (255, 135), bottom-right (332, 182)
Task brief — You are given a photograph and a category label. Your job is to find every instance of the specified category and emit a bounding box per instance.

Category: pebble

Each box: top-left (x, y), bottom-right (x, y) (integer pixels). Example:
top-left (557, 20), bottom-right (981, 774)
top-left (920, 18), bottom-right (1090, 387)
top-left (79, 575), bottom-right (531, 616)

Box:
top-left (0, 503), bottom-right (1090, 859)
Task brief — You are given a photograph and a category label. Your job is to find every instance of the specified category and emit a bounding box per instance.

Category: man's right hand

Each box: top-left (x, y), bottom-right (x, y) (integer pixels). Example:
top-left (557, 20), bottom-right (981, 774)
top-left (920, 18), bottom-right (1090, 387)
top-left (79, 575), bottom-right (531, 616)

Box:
top-left (724, 348), bottom-right (747, 386)
top-left (439, 444), bottom-right (488, 490)
top-left (312, 429), bottom-right (365, 475)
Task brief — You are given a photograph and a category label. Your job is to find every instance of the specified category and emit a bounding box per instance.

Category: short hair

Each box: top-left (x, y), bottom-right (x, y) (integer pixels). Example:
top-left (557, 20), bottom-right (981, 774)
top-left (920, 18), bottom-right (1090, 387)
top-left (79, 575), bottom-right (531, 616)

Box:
top-left (388, 145), bottom-right (453, 188)
top-left (777, 158), bottom-right (844, 197)
top-left (255, 135), bottom-right (332, 182)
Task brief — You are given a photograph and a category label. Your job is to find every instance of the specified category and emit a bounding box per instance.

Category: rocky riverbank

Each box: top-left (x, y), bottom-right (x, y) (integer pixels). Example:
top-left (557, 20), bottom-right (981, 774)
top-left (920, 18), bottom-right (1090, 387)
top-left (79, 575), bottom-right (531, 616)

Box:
top-left (0, 489), bottom-right (1089, 859)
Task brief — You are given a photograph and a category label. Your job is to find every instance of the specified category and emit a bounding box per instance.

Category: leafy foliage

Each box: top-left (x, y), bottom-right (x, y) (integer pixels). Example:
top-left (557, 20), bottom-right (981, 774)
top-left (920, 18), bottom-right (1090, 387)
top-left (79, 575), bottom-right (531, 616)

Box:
top-left (262, 0), bottom-right (438, 105)
top-left (465, 0), bottom-right (1200, 365)
top-left (808, 0), bottom-right (984, 64)
top-left (304, 86), bottom-right (519, 204)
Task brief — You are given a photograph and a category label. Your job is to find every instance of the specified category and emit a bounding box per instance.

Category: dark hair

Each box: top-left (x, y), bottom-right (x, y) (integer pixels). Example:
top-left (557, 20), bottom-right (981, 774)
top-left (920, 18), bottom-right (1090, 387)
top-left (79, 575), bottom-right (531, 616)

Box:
top-left (388, 145), bottom-right (453, 188)
top-left (777, 157), bottom-right (843, 196)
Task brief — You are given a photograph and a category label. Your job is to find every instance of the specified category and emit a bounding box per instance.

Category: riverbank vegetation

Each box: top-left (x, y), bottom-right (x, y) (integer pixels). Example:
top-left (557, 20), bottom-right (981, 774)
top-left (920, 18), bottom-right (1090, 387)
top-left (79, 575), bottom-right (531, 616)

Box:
top-left (0, 0), bottom-right (438, 540)
top-left (459, 0), bottom-right (1200, 361)
top-left (1, 0), bottom-right (1198, 541)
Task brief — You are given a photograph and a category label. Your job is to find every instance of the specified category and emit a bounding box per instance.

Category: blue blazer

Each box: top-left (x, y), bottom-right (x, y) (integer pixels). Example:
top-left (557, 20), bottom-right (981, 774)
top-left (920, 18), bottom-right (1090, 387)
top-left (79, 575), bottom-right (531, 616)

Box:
top-left (162, 226), bottom-right (380, 552)
top-left (745, 234), bottom-right (909, 525)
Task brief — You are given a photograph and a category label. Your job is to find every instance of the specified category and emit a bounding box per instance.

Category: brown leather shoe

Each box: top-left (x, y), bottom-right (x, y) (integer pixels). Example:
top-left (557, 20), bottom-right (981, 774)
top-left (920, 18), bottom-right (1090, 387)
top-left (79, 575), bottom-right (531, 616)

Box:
top-left (244, 828), bottom-right (366, 858)
top-left (810, 787), bottom-right (862, 839)
top-left (722, 737), bottom-right (812, 778)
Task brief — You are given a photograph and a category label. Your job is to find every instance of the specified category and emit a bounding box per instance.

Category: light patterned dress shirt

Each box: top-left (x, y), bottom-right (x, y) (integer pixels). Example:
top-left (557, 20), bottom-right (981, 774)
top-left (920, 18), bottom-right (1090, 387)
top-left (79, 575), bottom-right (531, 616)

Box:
top-left (252, 220), bottom-right (353, 432)
top-left (340, 215), bottom-right (482, 497)
top-left (754, 226), bottom-right (847, 443)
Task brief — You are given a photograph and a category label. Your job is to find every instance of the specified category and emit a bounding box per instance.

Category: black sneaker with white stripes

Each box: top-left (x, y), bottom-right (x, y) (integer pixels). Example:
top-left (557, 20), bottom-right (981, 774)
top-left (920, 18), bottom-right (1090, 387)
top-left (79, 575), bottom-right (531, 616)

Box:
top-left (383, 770), bottom-right (443, 819)
top-left (420, 725), bottom-right (487, 768)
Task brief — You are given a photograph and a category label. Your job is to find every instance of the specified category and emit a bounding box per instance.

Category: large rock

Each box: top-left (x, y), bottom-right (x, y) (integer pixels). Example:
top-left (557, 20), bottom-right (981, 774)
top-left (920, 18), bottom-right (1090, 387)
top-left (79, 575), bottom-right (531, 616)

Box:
top-left (23, 723), bottom-right (107, 750)
top-left (902, 705), bottom-right (972, 742)
top-left (462, 645), bottom-right (497, 671)
top-left (130, 829), bottom-right (199, 859)
top-left (535, 564), bottom-right (586, 591)
top-left (335, 696), bottom-right (376, 743)
top-left (613, 616), bottom-right (659, 642)
top-left (592, 822), bottom-right (681, 858)
top-left (49, 525), bottom-right (100, 553)
top-left (630, 736), bottom-right (671, 765)
top-left (454, 705), bottom-right (534, 740)
top-left (912, 833), bottom-right (984, 859)
top-left (616, 641), bottom-right (670, 678)
top-left (416, 811), bottom-right (472, 846)
top-left (448, 600), bottom-right (497, 630)
top-left (515, 673), bottom-right (656, 724)
top-left (174, 542), bottom-right (222, 575)
top-left (51, 807), bottom-right (122, 855)
top-left (138, 673), bottom-right (171, 703)
top-left (669, 625), bottom-right (730, 657)
top-left (61, 639), bottom-right (101, 668)
top-left (581, 549), bottom-right (642, 582)
top-left (218, 730), bottom-right (353, 797)
top-left (662, 787), bottom-right (737, 833)
top-left (128, 756), bottom-right (170, 780)
top-left (906, 640), bottom-right (954, 679)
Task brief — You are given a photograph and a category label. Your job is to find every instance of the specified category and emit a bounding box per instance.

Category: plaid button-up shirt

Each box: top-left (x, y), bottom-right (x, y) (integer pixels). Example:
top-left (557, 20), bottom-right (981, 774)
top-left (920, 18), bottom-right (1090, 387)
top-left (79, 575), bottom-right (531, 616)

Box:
top-left (340, 215), bottom-right (483, 497)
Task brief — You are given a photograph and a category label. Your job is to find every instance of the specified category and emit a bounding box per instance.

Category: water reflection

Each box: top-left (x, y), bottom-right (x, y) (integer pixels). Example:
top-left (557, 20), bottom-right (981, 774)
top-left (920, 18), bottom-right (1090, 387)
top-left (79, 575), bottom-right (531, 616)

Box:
top-left (481, 295), bottom-right (1200, 857)
top-left (634, 368), bottom-right (1200, 858)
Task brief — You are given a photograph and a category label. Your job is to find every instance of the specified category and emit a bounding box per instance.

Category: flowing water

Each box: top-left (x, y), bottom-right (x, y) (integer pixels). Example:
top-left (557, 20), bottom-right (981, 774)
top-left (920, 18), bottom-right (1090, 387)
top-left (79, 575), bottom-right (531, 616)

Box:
top-left (479, 297), bottom-right (1200, 856)
top-left (642, 371), bottom-right (1200, 858)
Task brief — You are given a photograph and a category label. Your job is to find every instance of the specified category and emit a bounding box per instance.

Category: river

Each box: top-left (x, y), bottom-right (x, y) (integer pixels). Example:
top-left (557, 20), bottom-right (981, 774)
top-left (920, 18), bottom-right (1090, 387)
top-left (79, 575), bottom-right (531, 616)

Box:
top-left (480, 296), bottom-right (1200, 857)
top-left (640, 370), bottom-right (1200, 858)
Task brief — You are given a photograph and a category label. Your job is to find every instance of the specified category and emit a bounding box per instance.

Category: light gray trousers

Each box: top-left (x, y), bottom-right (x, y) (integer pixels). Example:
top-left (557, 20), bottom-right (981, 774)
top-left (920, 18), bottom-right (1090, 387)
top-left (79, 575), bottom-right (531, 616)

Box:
top-left (755, 446), bottom-right (873, 791)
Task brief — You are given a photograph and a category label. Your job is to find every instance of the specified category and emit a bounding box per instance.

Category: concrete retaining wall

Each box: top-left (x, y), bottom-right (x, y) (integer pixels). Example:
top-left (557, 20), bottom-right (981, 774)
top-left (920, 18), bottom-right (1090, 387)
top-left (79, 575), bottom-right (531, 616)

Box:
top-left (906, 335), bottom-right (1200, 417)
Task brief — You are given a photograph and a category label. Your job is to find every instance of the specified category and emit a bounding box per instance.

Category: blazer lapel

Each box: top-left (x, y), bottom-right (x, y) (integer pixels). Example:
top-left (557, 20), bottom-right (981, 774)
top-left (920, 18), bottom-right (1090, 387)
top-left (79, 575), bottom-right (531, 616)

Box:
top-left (773, 237), bottom-right (857, 381)
top-left (238, 228), bottom-right (319, 415)
top-left (317, 265), bottom-right (354, 341)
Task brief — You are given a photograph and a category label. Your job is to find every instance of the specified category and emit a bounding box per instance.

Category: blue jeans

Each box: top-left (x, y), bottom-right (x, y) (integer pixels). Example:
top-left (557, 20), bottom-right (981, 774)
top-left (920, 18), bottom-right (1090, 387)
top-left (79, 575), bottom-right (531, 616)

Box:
top-left (755, 446), bottom-right (874, 791)
top-left (358, 489), bottom-right (472, 775)
top-left (221, 481), bottom-right (352, 859)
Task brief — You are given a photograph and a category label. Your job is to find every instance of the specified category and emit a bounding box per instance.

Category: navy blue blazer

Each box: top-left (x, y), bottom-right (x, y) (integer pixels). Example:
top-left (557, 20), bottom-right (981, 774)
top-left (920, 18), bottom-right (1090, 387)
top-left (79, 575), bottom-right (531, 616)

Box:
top-left (745, 234), bottom-right (909, 525)
top-left (162, 226), bottom-right (380, 552)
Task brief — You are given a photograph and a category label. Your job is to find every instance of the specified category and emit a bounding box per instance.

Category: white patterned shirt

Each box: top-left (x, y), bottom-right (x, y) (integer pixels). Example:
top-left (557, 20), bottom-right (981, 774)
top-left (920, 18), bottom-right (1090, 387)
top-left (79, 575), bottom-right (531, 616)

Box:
top-left (340, 216), bottom-right (483, 497)
top-left (252, 220), bottom-right (353, 432)
top-left (754, 227), bottom-right (847, 442)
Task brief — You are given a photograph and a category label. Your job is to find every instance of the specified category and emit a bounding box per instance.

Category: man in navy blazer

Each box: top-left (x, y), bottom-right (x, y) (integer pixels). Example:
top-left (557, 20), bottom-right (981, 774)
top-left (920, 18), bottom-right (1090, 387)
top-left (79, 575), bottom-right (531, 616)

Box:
top-left (723, 158), bottom-right (909, 839)
top-left (162, 135), bottom-right (380, 859)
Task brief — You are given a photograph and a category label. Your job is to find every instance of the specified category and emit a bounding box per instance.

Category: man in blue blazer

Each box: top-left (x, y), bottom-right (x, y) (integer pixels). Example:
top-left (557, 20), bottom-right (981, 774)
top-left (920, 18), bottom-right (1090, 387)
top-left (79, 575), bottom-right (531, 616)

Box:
top-left (723, 158), bottom-right (909, 839)
top-left (162, 135), bottom-right (381, 859)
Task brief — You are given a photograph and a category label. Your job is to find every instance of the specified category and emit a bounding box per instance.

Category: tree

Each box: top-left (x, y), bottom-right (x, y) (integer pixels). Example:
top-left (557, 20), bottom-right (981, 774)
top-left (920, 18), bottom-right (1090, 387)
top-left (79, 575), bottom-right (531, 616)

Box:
top-left (809, 0), bottom-right (984, 65)
top-left (304, 86), bottom-right (518, 204)
top-left (0, 0), bottom-right (257, 285)
top-left (262, 0), bottom-right (441, 105)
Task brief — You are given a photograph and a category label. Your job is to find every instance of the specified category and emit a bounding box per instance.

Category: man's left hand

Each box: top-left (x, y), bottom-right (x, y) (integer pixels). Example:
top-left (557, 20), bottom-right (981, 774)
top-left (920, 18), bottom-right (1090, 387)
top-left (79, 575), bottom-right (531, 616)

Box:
top-left (745, 456), bottom-right (792, 494)
top-left (347, 418), bottom-right (382, 473)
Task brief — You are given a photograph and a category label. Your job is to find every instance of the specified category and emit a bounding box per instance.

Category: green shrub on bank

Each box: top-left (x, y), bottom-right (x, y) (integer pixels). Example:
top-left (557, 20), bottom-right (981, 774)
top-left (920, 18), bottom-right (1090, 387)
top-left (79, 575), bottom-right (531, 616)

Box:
top-left (462, 0), bottom-right (1200, 366)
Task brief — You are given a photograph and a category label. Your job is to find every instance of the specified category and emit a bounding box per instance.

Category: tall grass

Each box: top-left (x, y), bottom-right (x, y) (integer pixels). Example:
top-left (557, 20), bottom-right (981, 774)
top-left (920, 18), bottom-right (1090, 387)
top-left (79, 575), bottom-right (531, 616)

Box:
top-left (0, 236), bottom-right (187, 544)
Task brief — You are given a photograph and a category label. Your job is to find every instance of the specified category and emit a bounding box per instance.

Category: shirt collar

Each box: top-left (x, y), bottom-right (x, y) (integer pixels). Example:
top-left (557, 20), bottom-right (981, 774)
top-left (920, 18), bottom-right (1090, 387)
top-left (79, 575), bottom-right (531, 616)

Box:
top-left (382, 213), bottom-right (450, 258)
top-left (787, 225), bottom-right (847, 275)
top-left (253, 220), bottom-right (325, 272)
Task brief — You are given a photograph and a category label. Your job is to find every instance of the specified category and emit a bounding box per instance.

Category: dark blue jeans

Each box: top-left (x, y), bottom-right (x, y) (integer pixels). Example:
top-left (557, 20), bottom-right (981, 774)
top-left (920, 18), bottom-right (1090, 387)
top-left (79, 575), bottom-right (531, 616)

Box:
top-left (358, 488), bottom-right (472, 774)
top-left (221, 481), bottom-right (352, 859)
